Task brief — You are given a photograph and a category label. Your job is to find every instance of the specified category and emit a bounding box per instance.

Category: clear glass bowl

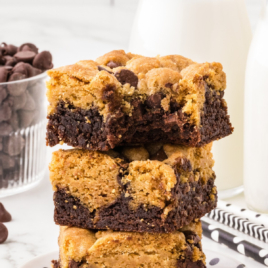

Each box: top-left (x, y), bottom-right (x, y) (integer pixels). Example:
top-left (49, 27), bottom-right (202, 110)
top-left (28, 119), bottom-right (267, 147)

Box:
top-left (0, 72), bottom-right (47, 197)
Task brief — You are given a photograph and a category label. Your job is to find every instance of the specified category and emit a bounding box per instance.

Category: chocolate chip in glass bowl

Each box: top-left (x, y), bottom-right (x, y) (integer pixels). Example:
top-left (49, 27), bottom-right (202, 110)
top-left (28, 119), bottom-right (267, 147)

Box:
top-left (18, 43), bottom-right (39, 54)
top-left (0, 152), bottom-right (15, 169)
top-left (19, 110), bottom-right (35, 128)
top-left (0, 43), bottom-right (18, 56)
top-left (0, 86), bottom-right (7, 104)
top-left (0, 122), bottom-right (13, 136)
top-left (3, 135), bottom-right (25, 156)
top-left (7, 92), bottom-right (27, 110)
top-left (4, 56), bottom-right (17, 67)
top-left (22, 91), bottom-right (36, 111)
top-left (7, 73), bottom-right (28, 96)
top-left (14, 51), bottom-right (36, 64)
top-left (32, 51), bottom-right (53, 70)
top-left (0, 100), bottom-right (12, 122)
top-left (12, 62), bottom-right (29, 77)
top-left (0, 67), bottom-right (9, 83)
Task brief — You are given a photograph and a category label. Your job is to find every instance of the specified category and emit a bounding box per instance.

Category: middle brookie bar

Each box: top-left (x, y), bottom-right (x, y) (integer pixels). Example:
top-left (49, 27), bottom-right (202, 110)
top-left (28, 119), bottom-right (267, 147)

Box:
top-left (50, 143), bottom-right (217, 233)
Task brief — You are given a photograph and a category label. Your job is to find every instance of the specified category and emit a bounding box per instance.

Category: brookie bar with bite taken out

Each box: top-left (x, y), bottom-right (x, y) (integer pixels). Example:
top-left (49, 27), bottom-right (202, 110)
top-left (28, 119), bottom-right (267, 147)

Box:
top-left (50, 143), bottom-right (217, 233)
top-left (52, 221), bottom-right (206, 268)
top-left (46, 50), bottom-right (233, 151)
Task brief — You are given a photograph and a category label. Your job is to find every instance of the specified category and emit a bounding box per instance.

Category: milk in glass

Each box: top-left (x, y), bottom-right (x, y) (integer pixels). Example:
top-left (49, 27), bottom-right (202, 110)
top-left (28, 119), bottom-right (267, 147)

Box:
top-left (244, 0), bottom-right (268, 212)
top-left (129, 0), bottom-right (252, 197)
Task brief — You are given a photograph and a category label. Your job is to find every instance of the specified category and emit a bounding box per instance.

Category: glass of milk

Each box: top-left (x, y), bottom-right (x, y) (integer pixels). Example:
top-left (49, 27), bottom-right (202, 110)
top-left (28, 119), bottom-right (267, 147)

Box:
top-left (244, 0), bottom-right (268, 212)
top-left (129, 0), bottom-right (252, 198)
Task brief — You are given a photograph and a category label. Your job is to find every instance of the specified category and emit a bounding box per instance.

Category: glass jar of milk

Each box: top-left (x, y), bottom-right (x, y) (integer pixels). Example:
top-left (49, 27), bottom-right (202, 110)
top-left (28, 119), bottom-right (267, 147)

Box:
top-left (244, 0), bottom-right (268, 212)
top-left (129, 0), bottom-right (252, 198)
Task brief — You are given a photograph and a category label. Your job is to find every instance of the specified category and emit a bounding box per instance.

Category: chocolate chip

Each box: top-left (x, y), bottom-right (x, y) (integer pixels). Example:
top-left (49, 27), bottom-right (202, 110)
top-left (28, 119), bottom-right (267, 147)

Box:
top-left (8, 92), bottom-right (27, 110)
top-left (165, 83), bottom-right (173, 89)
top-left (18, 43), bottom-right (39, 54)
top-left (98, 66), bottom-right (113, 74)
top-left (8, 112), bottom-right (19, 130)
top-left (19, 110), bottom-right (35, 128)
top-left (183, 231), bottom-right (201, 244)
top-left (22, 91), bottom-right (36, 111)
top-left (107, 61), bottom-right (122, 69)
top-left (3, 135), bottom-right (25, 156)
top-left (26, 64), bottom-right (42, 77)
top-left (0, 67), bottom-right (9, 82)
top-left (0, 153), bottom-right (15, 169)
top-left (4, 56), bottom-right (17, 67)
top-left (32, 51), bottom-right (53, 70)
top-left (0, 43), bottom-right (18, 56)
top-left (14, 51), bottom-right (36, 63)
top-left (164, 113), bottom-right (179, 126)
top-left (0, 222), bottom-right (8, 244)
top-left (145, 92), bottom-right (163, 108)
top-left (0, 203), bottom-right (11, 222)
top-left (114, 69), bottom-right (138, 88)
top-left (69, 260), bottom-right (80, 268)
top-left (0, 86), bottom-right (7, 104)
top-left (0, 122), bottom-right (12, 136)
top-left (150, 147), bottom-right (168, 161)
top-left (12, 62), bottom-right (29, 76)
top-left (7, 73), bottom-right (28, 96)
top-left (0, 101), bottom-right (12, 122)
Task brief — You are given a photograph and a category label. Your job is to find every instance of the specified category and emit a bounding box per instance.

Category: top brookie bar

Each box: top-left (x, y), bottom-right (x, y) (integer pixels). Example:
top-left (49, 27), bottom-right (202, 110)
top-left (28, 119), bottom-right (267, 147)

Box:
top-left (46, 50), bottom-right (233, 151)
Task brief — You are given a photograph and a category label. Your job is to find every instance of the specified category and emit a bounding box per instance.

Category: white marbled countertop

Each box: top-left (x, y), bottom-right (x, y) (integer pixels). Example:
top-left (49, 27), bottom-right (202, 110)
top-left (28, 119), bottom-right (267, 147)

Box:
top-left (0, 0), bottom-right (264, 267)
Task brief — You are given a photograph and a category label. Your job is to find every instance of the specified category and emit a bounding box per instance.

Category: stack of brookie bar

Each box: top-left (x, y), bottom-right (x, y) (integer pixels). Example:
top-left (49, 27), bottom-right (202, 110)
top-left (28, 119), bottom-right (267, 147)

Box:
top-left (46, 50), bottom-right (233, 268)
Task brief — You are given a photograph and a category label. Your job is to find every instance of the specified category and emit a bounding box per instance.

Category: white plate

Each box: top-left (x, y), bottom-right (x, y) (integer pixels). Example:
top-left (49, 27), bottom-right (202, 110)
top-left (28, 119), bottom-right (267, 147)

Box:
top-left (20, 248), bottom-right (246, 268)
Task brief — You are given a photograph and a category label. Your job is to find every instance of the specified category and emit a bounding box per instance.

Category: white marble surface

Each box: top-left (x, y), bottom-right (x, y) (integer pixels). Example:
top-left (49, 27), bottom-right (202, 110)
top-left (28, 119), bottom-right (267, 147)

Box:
top-left (0, 0), bottom-right (264, 267)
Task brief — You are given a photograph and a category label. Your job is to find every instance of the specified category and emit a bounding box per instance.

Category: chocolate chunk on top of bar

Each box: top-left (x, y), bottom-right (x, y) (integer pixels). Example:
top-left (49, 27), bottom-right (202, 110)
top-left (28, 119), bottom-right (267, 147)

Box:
top-left (46, 50), bottom-right (233, 151)
top-left (50, 143), bottom-right (217, 233)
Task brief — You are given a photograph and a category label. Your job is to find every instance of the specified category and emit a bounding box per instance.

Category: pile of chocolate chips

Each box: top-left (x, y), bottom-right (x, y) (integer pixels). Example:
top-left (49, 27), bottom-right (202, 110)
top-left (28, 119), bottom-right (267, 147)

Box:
top-left (0, 42), bottom-right (53, 83)
top-left (0, 42), bottom-right (53, 189)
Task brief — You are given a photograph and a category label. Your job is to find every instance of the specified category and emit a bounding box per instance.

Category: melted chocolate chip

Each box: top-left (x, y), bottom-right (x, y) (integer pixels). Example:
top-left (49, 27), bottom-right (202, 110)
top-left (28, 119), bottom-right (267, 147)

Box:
top-left (145, 92), bottom-right (163, 108)
top-left (69, 260), bottom-right (80, 268)
top-left (114, 69), bottom-right (138, 88)
top-left (0, 222), bottom-right (8, 244)
top-left (183, 230), bottom-right (201, 244)
top-left (165, 82), bottom-right (173, 89)
top-left (0, 203), bottom-right (11, 222)
top-left (107, 61), bottom-right (122, 69)
top-left (150, 147), bottom-right (168, 161)
top-left (98, 66), bottom-right (113, 74)
top-left (177, 259), bottom-right (205, 268)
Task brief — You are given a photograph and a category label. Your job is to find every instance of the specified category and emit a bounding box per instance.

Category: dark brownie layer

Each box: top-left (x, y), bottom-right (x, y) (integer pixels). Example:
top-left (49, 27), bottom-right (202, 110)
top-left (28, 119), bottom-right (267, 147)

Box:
top-left (54, 168), bottom-right (217, 233)
top-left (46, 84), bottom-right (233, 151)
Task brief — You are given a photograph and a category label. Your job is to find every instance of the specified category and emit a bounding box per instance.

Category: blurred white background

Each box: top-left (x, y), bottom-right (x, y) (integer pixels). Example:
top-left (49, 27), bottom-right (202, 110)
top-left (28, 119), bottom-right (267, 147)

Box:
top-left (0, 0), bottom-right (262, 67)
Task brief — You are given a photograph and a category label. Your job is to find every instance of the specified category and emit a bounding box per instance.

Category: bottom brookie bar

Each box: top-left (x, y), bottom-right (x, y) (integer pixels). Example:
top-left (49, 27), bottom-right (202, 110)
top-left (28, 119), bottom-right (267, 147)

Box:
top-left (52, 221), bottom-right (206, 268)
